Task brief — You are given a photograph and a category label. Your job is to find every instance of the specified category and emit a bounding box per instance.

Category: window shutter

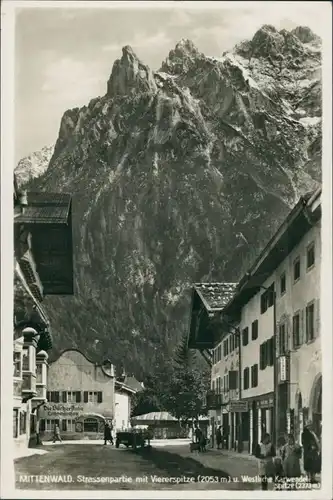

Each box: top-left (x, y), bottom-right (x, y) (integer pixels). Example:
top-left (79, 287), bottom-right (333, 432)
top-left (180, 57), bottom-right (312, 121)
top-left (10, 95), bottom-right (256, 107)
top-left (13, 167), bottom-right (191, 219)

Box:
top-left (55, 391), bottom-right (60, 403)
top-left (76, 391), bottom-right (81, 403)
top-left (263, 342), bottom-right (267, 369)
top-left (285, 317), bottom-right (291, 353)
top-left (259, 344), bottom-right (264, 370)
top-left (300, 309), bottom-right (305, 345)
top-left (84, 391), bottom-right (88, 403)
top-left (62, 391), bottom-right (67, 403)
top-left (315, 298), bottom-right (320, 337)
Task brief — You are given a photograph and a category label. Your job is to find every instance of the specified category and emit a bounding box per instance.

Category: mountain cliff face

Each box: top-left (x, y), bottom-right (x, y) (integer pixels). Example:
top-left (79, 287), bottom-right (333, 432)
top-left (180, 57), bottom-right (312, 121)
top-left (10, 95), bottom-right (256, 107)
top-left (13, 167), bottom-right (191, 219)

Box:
top-left (17, 25), bottom-right (322, 379)
top-left (15, 146), bottom-right (54, 187)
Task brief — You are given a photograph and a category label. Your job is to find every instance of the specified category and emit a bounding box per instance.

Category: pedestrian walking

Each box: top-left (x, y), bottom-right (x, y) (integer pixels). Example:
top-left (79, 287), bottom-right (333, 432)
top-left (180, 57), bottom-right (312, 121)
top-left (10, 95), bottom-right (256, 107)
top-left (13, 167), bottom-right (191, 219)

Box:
top-left (255, 433), bottom-right (276, 491)
top-left (281, 433), bottom-right (302, 479)
top-left (104, 421), bottom-right (113, 445)
top-left (301, 422), bottom-right (321, 483)
top-left (215, 426), bottom-right (222, 450)
top-left (53, 423), bottom-right (62, 443)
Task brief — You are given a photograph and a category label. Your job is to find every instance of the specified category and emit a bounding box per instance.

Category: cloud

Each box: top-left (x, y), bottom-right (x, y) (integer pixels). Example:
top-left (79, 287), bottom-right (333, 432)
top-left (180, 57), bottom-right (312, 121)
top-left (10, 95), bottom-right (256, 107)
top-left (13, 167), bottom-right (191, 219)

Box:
top-left (41, 57), bottom-right (105, 104)
top-left (102, 31), bottom-right (172, 55)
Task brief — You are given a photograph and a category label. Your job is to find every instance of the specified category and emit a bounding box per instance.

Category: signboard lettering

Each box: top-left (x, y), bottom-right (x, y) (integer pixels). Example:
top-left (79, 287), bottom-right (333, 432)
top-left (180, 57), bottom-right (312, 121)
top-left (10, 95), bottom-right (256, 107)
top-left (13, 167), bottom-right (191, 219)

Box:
top-left (258, 397), bottom-right (274, 409)
top-left (41, 404), bottom-right (84, 417)
top-left (230, 401), bottom-right (248, 412)
top-left (278, 355), bottom-right (290, 384)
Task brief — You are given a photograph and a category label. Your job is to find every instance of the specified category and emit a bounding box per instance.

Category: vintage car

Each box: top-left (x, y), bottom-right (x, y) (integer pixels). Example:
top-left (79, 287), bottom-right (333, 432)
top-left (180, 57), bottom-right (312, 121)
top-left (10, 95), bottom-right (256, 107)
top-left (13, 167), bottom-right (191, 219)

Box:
top-left (115, 429), bottom-right (149, 449)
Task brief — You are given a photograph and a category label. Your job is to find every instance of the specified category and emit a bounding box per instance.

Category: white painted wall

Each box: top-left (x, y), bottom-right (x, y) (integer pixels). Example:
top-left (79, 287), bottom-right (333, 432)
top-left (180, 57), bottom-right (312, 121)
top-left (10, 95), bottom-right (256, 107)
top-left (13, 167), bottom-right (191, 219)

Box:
top-left (115, 392), bottom-right (130, 430)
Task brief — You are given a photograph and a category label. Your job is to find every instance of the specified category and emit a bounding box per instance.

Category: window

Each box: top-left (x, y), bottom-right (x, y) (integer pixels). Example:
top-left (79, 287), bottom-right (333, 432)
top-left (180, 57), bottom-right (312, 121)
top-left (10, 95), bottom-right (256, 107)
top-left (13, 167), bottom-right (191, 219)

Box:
top-left (260, 284), bottom-right (275, 314)
top-left (251, 364), bottom-right (258, 388)
top-left (234, 334), bottom-right (239, 349)
top-left (292, 312), bottom-right (301, 348)
top-left (280, 272), bottom-right (286, 295)
top-left (279, 322), bottom-right (287, 355)
top-left (251, 320), bottom-right (258, 341)
top-left (229, 370), bottom-right (238, 390)
top-left (36, 364), bottom-right (43, 384)
top-left (224, 374), bottom-right (229, 392)
top-left (213, 349), bottom-right (216, 365)
top-left (260, 338), bottom-right (274, 369)
top-left (217, 345), bottom-right (222, 361)
top-left (242, 327), bottom-right (249, 346)
top-left (13, 352), bottom-right (22, 378)
top-left (22, 347), bottom-right (29, 371)
top-left (243, 367), bottom-right (250, 390)
top-left (216, 377), bottom-right (221, 394)
top-left (306, 302), bottom-right (315, 342)
top-left (66, 391), bottom-right (77, 403)
top-left (50, 391), bottom-right (60, 403)
top-left (20, 411), bottom-right (26, 435)
top-left (84, 391), bottom-right (102, 404)
top-left (62, 420), bottom-right (67, 432)
top-left (67, 419), bottom-right (75, 432)
top-left (75, 391), bottom-right (81, 403)
top-left (223, 339), bottom-right (229, 357)
top-left (211, 380), bottom-right (216, 392)
top-left (293, 257), bottom-right (301, 282)
top-left (307, 243), bottom-right (315, 269)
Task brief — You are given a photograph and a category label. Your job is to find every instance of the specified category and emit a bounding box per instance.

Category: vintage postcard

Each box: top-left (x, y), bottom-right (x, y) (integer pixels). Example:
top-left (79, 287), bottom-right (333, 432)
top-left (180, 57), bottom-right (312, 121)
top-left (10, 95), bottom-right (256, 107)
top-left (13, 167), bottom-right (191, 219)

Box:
top-left (1, 1), bottom-right (332, 498)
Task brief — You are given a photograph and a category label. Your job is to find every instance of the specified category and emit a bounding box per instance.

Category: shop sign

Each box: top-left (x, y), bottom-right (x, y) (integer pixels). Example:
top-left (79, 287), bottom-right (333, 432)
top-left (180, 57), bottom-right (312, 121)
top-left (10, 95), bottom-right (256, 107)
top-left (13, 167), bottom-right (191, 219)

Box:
top-left (41, 404), bottom-right (84, 417)
top-left (258, 396), bottom-right (274, 409)
top-left (230, 401), bottom-right (248, 412)
top-left (278, 355), bottom-right (290, 384)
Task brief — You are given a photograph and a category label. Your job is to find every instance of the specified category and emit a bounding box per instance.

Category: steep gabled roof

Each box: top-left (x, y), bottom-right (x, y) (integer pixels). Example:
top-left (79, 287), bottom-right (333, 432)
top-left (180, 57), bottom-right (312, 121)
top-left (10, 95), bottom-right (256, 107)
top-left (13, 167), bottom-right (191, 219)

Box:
top-left (194, 282), bottom-right (238, 312)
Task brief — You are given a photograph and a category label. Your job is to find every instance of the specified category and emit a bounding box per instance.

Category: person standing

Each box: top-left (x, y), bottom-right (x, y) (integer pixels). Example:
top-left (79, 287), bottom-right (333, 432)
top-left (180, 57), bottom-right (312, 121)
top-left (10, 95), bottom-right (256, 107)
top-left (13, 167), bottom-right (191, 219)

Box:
top-left (53, 423), bottom-right (62, 443)
top-left (255, 433), bottom-right (276, 490)
top-left (301, 422), bottom-right (321, 482)
top-left (36, 419), bottom-right (42, 446)
top-left (281, 433), bottom-right (302, 479)
top-left (194, 425), bottom-right (202, 444)
top-left (104, 421), bottom-right (113, 445)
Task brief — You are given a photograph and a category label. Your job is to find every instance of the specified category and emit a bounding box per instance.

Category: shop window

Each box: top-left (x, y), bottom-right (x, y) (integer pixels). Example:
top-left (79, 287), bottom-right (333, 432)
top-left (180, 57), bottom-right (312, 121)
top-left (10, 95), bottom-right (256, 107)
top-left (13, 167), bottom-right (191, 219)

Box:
top-left (251, 364), bottom-right (258, 388)
top-left (306, 242), bottom-right (315, 269)
top-left (293, 257), bottom-right (301, 282)
top-left (306, 302), bottom-right (315, 341)
top-left (251, 320), bottom-right (258, 341)
top-left (13, 409), bottom-right (18, 438)
top-left (243, 367), bottom-right (250, 390)
top-left (13, 352), bottom-right (22, 378)
top-left (292, 312), bottom-right (301, 348)
top-left (84, 418), bottom-right (98, 433)
top-left (280, 272), bottom-right (286, 295)
top-left (242, 327), bottom-right (249, 346)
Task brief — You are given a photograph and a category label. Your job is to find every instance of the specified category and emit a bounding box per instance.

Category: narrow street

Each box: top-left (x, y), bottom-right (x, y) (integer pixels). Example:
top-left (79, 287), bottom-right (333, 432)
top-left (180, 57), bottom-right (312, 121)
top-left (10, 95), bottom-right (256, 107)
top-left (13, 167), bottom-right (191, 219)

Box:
top-left (15, 443), bottom-right (263, 491)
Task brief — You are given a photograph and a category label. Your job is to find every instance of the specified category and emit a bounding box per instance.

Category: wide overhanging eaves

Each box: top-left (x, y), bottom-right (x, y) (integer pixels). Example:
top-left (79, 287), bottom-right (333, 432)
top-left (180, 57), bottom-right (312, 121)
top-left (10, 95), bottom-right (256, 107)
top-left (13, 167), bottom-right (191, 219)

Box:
top-left (222, 190), bottom-right (321, 317)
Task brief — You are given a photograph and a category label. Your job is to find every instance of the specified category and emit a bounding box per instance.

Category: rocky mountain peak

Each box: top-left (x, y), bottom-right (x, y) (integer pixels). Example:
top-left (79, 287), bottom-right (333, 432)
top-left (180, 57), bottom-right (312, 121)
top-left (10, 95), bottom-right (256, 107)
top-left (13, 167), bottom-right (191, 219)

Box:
top-left (20, 26), bottom-right (321, 377)
top-left (160, 38), bottom-right (201, 75)
top-left (291, 26), bottom-right (321, 44)
top-left (15, 145), bottom-right (54, 187)
top-left (107, 45), bottom-right (157, 97)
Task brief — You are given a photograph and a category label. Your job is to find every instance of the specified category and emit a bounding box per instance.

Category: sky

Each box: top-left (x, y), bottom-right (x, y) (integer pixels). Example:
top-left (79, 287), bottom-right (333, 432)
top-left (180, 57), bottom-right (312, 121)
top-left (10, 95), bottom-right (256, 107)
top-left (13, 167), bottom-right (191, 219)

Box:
top-left (13, 1), bottom-right (328, 162)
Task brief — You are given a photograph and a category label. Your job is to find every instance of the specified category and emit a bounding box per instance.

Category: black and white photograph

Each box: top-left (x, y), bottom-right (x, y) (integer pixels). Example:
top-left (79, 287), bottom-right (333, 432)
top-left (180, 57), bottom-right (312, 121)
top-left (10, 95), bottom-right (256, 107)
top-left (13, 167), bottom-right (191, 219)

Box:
top-left (1, 0), bottom-right (332, 498)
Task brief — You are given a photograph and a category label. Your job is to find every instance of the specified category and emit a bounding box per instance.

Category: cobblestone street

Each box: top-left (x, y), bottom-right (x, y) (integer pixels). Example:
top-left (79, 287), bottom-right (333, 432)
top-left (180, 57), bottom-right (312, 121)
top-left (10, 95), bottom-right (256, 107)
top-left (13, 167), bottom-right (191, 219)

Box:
top-left (15, 443), bottom-right (264, 491)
